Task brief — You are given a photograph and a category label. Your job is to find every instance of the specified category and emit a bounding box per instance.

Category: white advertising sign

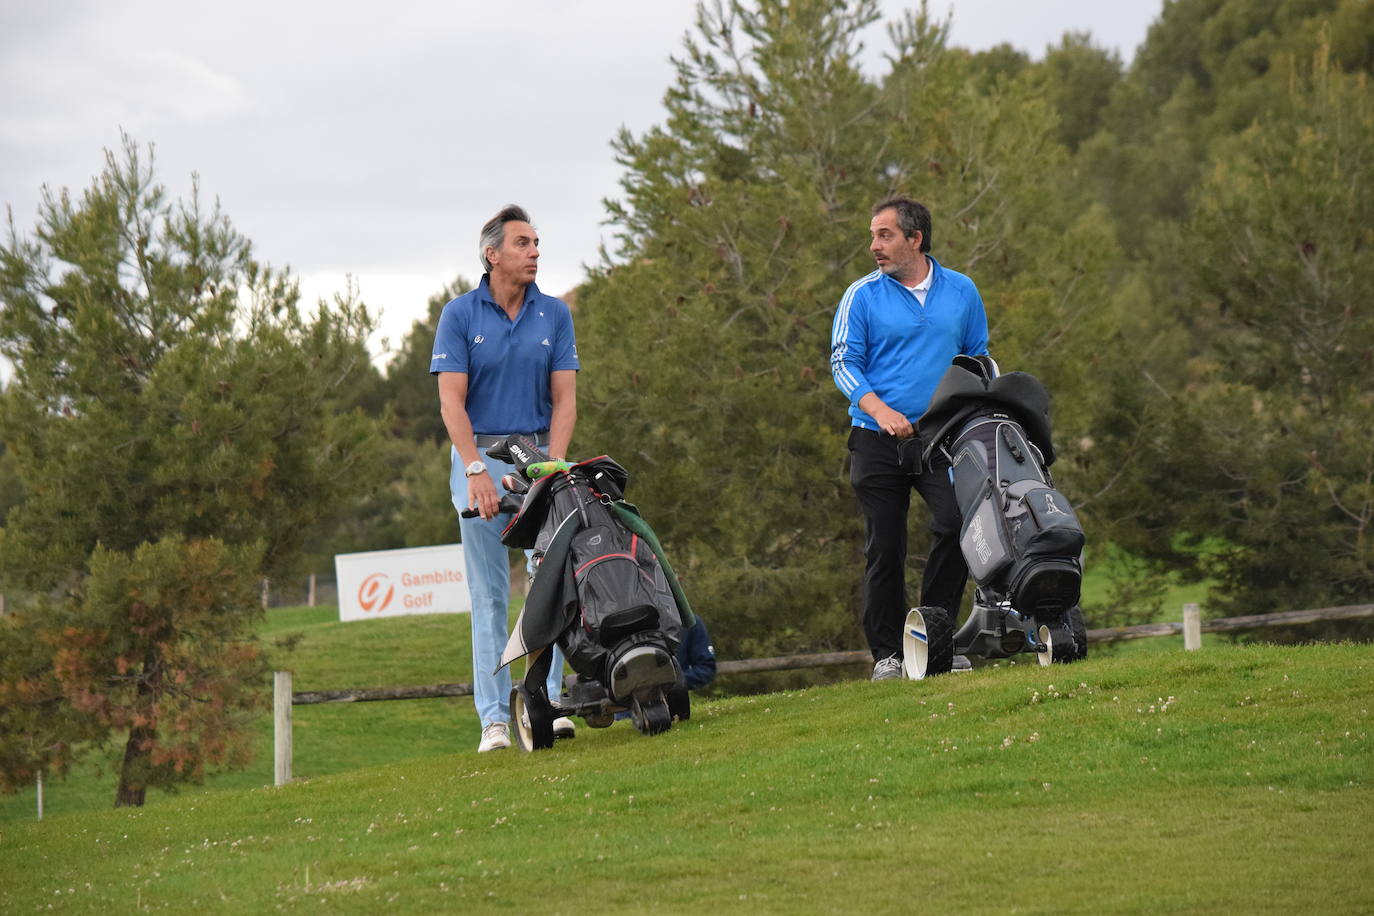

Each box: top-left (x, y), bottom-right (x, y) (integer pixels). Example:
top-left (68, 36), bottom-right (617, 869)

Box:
top-left (335, 544), bottom-right (470, 621)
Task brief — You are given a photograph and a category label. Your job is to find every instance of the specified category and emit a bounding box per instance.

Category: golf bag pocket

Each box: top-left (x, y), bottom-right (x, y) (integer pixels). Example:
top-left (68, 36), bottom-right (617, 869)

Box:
top-left (951, 436), bottom-right (992, 518)
top-left (1006, 483), bottom-right (1085, 560)
top-left (1003, 481), bottom-right (1084, 614)
top-left (572, 523), bottom-right (678, 649)
top-left (959, 484), bottom-right (1013, 583)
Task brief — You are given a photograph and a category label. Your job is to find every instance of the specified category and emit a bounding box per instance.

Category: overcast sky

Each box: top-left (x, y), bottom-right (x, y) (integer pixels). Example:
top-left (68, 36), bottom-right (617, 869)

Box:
top-left (1, 0), bottom-right (1162, 365)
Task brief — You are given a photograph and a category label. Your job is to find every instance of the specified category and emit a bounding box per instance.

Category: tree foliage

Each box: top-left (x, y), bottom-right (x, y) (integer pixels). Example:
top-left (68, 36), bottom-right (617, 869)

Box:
top-left (0, 138), bottom-right (388, 805)
top-left (1122, 55), bottom-right (1374, 614)
top-left (570, 0), bottom-right (1142, 658)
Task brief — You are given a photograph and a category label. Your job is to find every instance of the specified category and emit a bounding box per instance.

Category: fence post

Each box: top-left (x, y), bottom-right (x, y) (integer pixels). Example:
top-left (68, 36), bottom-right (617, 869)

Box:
top-left (274, 671), bottom-right (292, 786)
top-left (1183, 602), bottom-right (1202, 651)
top-left (307, 573), bottom-right (317, 608)
top-left (36, 770), bottom-right (43, 820)
top-left (261, 578), bottom-right (270, 611)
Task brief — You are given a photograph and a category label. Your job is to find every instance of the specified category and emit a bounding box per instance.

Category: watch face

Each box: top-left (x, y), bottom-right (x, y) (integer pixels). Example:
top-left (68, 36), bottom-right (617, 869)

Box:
top-left (466, 461), bottom-right (486, 476)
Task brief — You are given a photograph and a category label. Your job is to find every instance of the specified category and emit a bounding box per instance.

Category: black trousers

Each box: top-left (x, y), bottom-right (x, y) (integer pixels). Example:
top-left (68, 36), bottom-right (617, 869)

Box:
top-left (848, 427), bottom-right (968, 661)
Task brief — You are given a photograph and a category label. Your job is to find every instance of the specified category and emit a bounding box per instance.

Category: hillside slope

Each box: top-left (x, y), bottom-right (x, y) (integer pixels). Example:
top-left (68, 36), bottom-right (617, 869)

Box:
top-left (2, 643), bottom-right (1370, 913)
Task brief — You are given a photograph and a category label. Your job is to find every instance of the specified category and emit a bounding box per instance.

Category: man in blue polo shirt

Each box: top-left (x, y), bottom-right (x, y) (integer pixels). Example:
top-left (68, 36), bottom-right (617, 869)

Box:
top-left (431, 204), bottom-right (580, 751)
top-left (830, 197), bottom-right (989, 681)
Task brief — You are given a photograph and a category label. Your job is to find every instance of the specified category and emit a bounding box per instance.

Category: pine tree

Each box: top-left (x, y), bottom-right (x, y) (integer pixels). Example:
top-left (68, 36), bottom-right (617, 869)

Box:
top-left (573, 0), bottom-right (1136, 656)
top-left (0, 137), bottom-right (388, 806)
top-left (1136, 55), bottom-right (1374, 614)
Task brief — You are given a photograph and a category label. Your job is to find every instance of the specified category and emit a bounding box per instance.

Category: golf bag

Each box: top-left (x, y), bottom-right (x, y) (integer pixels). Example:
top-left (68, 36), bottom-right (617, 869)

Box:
top-left (917, 356), bottom-right (1084, 621)
top-left (492, 436), bottom-right (688, 715)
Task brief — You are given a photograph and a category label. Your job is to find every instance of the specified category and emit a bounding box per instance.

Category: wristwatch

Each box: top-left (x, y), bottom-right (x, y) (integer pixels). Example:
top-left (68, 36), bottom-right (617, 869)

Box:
top-left (464, 460), bottom-right (487, 478)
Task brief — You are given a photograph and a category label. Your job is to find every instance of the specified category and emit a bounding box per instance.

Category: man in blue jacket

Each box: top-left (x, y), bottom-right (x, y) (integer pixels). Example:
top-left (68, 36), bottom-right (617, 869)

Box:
top-left (830, 197), bottom-right (989, 680)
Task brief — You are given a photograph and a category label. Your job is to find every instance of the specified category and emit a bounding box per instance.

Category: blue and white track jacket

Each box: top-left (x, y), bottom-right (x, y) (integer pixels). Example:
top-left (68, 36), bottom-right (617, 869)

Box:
top-left (830, 257), bottom-right (989, 431)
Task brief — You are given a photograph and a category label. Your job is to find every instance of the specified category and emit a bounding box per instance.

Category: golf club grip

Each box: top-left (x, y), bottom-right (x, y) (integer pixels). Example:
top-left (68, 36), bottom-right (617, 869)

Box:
top-left (461, 493), bottom-right (524, 519)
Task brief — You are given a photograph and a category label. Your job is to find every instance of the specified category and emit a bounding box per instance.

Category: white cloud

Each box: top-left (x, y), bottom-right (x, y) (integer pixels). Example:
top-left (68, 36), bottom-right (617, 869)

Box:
top-left (0, 44), bottom-right (252, 149)
top-left (296, 269), bottom-right (452, 368)
top-left (3, 0), bottom-right (1164, 374)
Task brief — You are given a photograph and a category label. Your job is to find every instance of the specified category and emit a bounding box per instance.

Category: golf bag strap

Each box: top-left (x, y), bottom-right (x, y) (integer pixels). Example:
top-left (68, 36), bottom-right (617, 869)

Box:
top-left (523, 645), bottom-right (553, 697)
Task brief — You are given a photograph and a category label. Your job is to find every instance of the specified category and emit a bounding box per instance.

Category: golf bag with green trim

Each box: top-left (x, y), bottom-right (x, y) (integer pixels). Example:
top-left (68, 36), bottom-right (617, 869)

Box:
top-left (493, 436), bottom-right (689, 708)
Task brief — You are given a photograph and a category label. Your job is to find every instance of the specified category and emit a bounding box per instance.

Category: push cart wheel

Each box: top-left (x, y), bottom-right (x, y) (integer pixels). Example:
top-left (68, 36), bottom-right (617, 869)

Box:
top-left (1036, 624), bottom-right (1078, 667)
top-left (630, 691), bottom-right (673, 736)
top-left (1066, 606), bottom-right (1089, 661)
top-left (511, 685), bottom-right (555, 751)
top-left (903, 606), bottom-right (955, 679)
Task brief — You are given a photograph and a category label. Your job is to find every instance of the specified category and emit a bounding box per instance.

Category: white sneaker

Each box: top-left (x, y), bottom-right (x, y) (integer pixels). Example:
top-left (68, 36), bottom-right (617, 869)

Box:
top-left (553, 716), bottom-right (576, 739)
top-left (871, 656), bottom-right (903, 681)
top-left (477, 722), bottom-right (510, 752)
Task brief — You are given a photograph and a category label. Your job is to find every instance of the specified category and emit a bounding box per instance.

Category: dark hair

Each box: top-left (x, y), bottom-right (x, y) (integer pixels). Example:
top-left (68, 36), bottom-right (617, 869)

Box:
top-left (871, 197), bottom-right (932, 253)
top-left (479, 204), bottom-right (532, 272)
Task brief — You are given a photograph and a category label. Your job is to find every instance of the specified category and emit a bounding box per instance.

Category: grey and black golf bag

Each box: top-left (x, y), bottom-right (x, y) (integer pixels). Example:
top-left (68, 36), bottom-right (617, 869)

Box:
top-left (918, 356), bottom-right (1085, 622)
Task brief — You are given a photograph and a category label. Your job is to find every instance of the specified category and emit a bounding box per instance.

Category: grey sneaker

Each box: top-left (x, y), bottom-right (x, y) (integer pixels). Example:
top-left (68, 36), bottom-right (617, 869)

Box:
top-left (553, 716), bottom-right (576, 739)
top-left (477, 722), bottom-right (510, 752)
top-left (871, 655), bottom-right (903, 681)
top-left (952, 654), bottom-right (973, 671)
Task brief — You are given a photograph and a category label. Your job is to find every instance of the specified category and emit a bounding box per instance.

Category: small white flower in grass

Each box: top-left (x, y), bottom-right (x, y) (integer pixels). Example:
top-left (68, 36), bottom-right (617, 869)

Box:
top-left (1042, 783), bottom-right (1052, 791)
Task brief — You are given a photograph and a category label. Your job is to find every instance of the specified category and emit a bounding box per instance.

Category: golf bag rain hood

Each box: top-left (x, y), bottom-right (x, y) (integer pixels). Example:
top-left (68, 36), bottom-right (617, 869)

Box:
top-left (917, 356), bottom-right (1085, 618)
top-left (496, 450), bottom-right (690, 703)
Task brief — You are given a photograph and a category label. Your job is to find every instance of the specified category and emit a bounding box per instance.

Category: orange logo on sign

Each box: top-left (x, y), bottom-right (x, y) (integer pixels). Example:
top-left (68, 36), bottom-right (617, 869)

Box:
top-left (358, 573), bottom-right (395, 612)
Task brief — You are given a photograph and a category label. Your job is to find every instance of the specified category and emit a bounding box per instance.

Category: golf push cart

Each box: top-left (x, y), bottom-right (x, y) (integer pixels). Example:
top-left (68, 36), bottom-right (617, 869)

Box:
top-left (463, 435), bottom-right (692, 751)
top-left (902, 355), bottom-right (1089, 679)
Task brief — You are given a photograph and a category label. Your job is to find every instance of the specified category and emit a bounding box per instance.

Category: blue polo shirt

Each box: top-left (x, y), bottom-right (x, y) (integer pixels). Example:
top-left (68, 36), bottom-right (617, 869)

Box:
top-left (429, 275), bottom-right (579, 434)
top-left (830, 257), bottom-right (989, 430)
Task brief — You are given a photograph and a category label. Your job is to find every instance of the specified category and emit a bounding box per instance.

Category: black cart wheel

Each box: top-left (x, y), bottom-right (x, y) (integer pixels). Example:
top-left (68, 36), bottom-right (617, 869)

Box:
top-left (511, 684), bottom-right (555, 751)
top-left (1036, 624), bottom-right (1079, 666)
top-left (630, 690), bottom-right (673, 736)
top-left (1066, 606), bottom-right (1089, 661)
top-left (902, 606), bottom-right (955, 679)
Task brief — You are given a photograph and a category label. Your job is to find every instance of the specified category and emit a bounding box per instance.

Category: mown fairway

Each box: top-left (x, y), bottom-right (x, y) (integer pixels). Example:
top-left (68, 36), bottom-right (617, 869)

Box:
top-left (2, 638), bottom-right (1370, 914)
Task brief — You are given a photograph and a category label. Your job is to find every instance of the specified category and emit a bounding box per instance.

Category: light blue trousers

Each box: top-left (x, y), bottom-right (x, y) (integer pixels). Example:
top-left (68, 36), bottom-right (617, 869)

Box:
top-left (452, 445), bottom-right (565, 728)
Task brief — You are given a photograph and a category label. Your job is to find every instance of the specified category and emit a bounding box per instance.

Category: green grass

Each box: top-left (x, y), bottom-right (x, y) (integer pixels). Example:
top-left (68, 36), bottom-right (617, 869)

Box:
top-left (1078, 544), bottom-right (1213, 625)
top-left (2, 643), bottom-right (1370, 913)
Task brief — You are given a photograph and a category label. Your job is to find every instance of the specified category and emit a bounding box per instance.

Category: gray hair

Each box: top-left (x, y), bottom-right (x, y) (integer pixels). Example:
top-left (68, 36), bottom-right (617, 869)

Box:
top-left (871, 197), bottom-right (932, 253)
top-left (479, 204), bottom-right (532, 273)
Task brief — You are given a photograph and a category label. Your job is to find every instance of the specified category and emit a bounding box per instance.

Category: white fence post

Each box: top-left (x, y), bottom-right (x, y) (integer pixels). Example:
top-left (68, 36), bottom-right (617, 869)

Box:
top-left (36, 770), bottom-right (43, 820)
top-left (307, 573), bottom-right (317, 607)
top-left (1183, 602), bottom-right (1202, 651)
top-left (261, 578), bottom-right (270, 611)
top-left (274, 671), bottom-right (293, 786)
